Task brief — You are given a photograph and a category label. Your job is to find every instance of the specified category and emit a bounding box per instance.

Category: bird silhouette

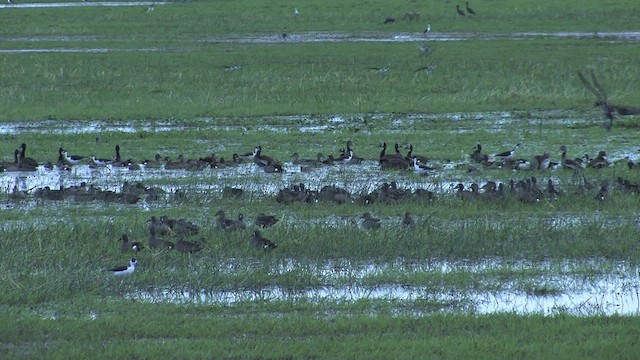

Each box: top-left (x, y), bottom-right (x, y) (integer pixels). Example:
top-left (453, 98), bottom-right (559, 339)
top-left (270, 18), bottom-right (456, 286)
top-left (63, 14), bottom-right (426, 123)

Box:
top-left (423, 24), bottom-right (431, 33)
top-left (466, 2), bottom-right (476, 15)
top-left (456, 5), bottom-right (465, 16)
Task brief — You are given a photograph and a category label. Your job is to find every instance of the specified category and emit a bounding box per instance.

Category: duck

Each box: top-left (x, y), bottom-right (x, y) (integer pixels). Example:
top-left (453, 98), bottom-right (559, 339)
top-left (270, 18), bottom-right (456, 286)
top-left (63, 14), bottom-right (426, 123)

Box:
top-left (379, 142), bottom-right (407, 169)
top-left (148, 226), bottom-right (174, 250)
top-left (250, 230), bottom-right (277, 249)
top-left (560, 145), bottom-right (584, 171)
top-left (148, 215), bottom-right (172, 236)
top-left (107, 259), bottom-right (137, 276)
top-left (405, 144), bottom-right (429, 164)
top-left (361, 212), bottom-right (381, 229)
top-left (175, 231), bottom-right (204, 254)
top-left (18, 143), bottom-right (38, 169)
top-left (465, 1), bottom-right (476, 15)
top-left (215, 210), bottom-right (234, 229)
top-left (256, 213), bottom-right (279, 228)
top-left (402, 212), bottom-right (415, 226)
top-left (119, 234), bottom-right (144, 253)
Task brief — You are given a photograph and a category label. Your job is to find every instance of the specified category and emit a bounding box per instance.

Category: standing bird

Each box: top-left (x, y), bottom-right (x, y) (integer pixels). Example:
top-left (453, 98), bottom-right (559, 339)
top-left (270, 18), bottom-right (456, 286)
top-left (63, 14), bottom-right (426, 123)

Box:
top-left (282, 27), bottom-right (287, 40)
top-left (423, 23), bottom-right (431, 34)
top-left (294, 7), bottom-right (299, 17)
top-left (456, 5), bottom-right (465, 16)
top-left (250, 230), bottom-right (277, 249)
top-left (466, 2), bottom-right (476, 15)
top-left (108, 259), bottom-right (137, 276)
top-left (495, 144), bottom-right (521, 162)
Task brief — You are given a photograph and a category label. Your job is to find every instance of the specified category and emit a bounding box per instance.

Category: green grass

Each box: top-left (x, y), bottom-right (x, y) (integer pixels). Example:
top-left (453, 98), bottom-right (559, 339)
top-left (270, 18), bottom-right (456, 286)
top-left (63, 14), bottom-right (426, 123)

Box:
top-left (2, 303), bottom-right (640, 359)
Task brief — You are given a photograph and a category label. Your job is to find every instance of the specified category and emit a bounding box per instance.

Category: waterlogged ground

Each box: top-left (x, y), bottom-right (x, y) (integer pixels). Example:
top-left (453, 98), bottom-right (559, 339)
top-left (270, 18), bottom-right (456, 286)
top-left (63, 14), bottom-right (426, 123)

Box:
top-left (3, 111), bottom-right (640, 316)
top-left (132, 259), bottom-right (640, 316)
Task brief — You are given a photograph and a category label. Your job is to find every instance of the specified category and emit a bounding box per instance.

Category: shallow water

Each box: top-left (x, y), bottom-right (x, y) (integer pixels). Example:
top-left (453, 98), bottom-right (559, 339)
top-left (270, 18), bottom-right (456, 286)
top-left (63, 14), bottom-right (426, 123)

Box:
top-left (131, 259), bottom-right (640, 316)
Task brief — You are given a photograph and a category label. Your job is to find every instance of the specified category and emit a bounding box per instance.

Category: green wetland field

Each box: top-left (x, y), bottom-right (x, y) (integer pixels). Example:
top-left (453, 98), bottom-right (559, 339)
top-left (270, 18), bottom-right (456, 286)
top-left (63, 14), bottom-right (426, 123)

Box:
top-left (1, 0), bottom-right (640, 358)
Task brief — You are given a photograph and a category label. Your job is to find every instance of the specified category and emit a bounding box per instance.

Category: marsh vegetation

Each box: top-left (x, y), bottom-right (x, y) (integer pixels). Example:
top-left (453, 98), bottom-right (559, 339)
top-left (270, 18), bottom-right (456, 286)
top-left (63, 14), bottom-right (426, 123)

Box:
top-left (1, 0), bottom-right (640, 358)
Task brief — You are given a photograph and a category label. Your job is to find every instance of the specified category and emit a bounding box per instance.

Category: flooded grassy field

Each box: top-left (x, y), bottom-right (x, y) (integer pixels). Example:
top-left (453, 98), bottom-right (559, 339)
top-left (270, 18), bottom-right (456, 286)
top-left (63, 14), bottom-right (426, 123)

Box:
top-left (2, 1), bottom-right (640, 358)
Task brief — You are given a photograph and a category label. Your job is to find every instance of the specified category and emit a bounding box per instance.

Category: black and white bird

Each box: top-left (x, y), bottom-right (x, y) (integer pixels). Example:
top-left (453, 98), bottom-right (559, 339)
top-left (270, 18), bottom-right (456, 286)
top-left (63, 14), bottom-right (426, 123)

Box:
top-left (495, 144), bottom-right (521, 161)
top-left (108, 258), bottom-right (137, 276)
top-left (294, 7), bottom-right (299, 17)
top-left (282, 27), bottom-right (288, 39)
top-left (63, 150), bottom-right (85, 165)
top-left (423, 24), bottom-right (431, 34)
top-left (456, 5), bottom-right (465, 16)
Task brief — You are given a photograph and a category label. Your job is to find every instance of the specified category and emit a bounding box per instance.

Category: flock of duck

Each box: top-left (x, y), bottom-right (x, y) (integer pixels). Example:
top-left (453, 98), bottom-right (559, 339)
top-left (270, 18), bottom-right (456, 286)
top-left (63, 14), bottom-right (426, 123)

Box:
top-left (109, 211), bottom-right (281, 276)
top-left (3, 140), bottom-right (640, 205)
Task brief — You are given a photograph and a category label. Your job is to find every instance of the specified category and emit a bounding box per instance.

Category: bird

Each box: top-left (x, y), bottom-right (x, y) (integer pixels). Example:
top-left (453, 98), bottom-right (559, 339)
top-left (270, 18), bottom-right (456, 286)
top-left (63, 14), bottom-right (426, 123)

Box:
top-left (119, 234), bottom-right (143, 253)
top-left (250, 230), bottom-right (277, 249)
top-left (63, 150), bottom-right (85, 165)
top-left (175, 231), bottom-right (204, 254)
top-left (423, 24), bottom-right (431, 33)
top-left (495, 144), bottom-right (521, 161)
top-left (256, 213), bottom-right (279, 228)
top-left (282, 27), bottom-right (287, 40)
top-left (8, 0), bottom-right (13, 4)
top-left (402, 212), bottom-right (415, 226)
top-left (294, 7), bottom-right (299, 17)
top-left (91, 155), bottom-right (111, 167)
top-left (108, 259), bottom-right (137, 276)
top-left (595, 180), bottom-right (609, 201)
top-left (361, 212), bottom-right (381, 229)
top-left (383, 17), bottom-right (396, 24)
top-left (412, 157), bottom-right (433, 175)
top-left (466, 2), bottom-right (476, 15)
top-left (560, 145), bottom-right (584, 171)
top-left (215, 210), bottom-right (234, 229)
top-left (17, 143), bottom-right (38, 169)
top-left (456, 5), bottom-right (465, 16)
top-left (148, 226), bottom-right (174, 250)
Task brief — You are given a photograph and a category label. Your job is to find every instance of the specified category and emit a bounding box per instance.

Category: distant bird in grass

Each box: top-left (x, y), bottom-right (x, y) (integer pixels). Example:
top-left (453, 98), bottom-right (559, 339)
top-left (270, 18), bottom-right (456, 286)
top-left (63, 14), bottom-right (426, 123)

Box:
top-left (256, 213), bottom-right (279, 228)
top-left (466, 2), bottom-right (476, 15)
top-left (175, 231), bottom-right (204, 254)
top-left (282, 27), bottom-right (288, 39)
top-left (384, 16), bottom-right (396, 24)
top-left (108, 259), bottom-right (137, 276)
top-left (294, 7), bottom-right (299, 17)
top-left (402, 212), bottom-right (415, 226)
top-left (456, 5), bottom-right (465, 16)
top-left (595, 180), bottom-right (609, 201)
top-left (423, 23), bottom-right (431, 34)
top-left (148, 226), bottom-right (174, 250)
top-left (120, 234), bottom-right (143, 253)
top-left (361, 212), bottom-right (381, 229)
top-left (250, 230), bottom-right (277, 249)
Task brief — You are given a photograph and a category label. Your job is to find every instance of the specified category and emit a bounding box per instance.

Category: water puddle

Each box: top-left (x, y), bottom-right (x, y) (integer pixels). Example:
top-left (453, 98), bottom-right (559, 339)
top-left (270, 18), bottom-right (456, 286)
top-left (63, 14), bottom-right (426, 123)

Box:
top-left (130, 259), bottom-right (640, 316)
